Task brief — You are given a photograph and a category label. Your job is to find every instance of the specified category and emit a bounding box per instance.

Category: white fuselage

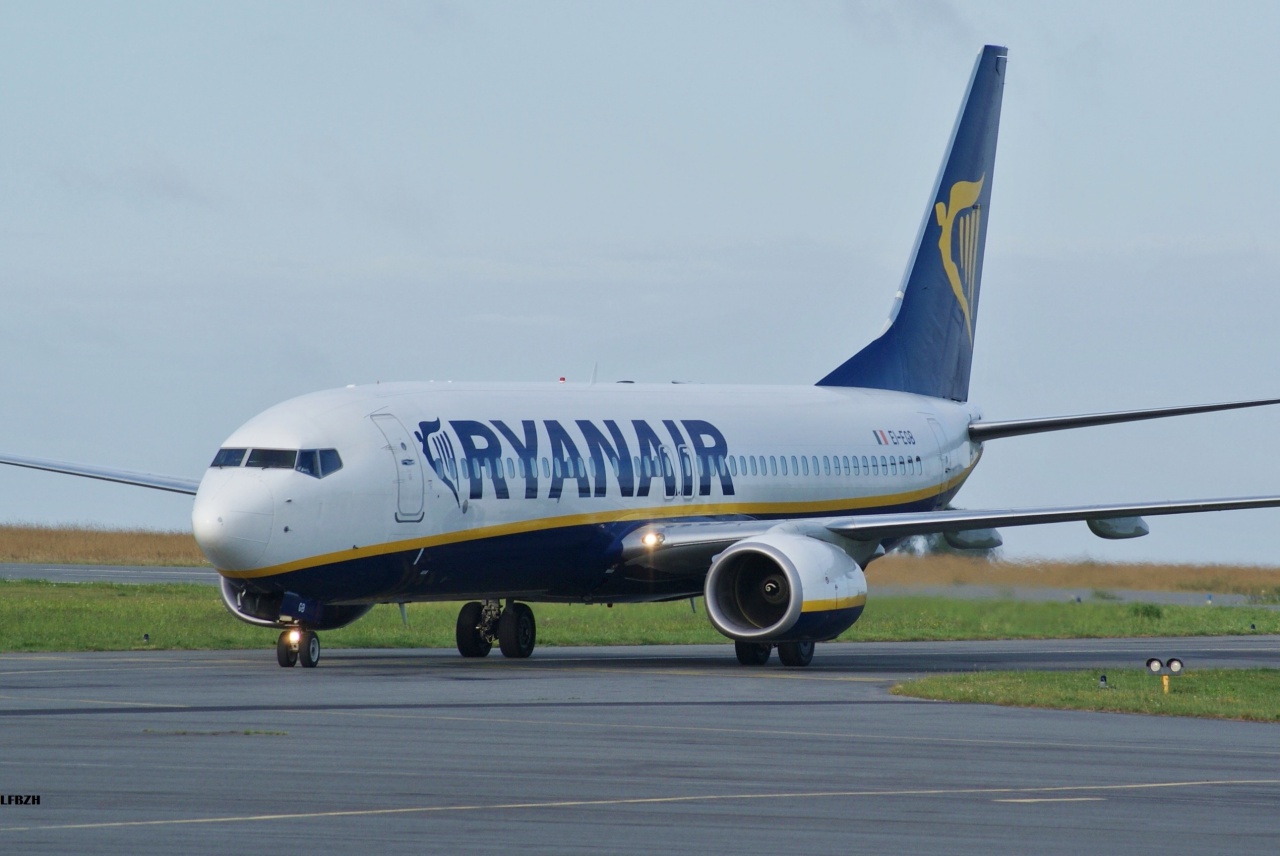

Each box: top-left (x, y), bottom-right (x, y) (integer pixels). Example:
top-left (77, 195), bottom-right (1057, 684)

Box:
top-left (193, 381), bottom-right (980, 604)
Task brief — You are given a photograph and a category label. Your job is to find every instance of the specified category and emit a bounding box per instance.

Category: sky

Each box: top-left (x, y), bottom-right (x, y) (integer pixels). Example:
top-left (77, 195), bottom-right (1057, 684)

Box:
top-left (2, 1), bottom-right (1280, 566)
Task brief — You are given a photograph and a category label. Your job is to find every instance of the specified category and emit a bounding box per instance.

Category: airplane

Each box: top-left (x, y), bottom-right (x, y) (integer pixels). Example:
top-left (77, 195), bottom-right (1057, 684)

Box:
top-left (6, 44), bottom-right (1280, 670)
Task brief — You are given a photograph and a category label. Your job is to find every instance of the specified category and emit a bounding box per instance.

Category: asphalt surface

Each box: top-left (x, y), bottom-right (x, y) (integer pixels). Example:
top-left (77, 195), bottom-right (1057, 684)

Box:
top-left (1, 638), bottom-right (1278, 855)
top-left (0, 562), bottom-right (218, 585)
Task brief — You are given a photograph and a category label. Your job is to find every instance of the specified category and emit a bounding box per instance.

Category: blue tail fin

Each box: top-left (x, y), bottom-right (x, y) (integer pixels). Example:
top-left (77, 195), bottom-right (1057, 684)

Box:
top-left (817, 45), bottom-right (1007, 401)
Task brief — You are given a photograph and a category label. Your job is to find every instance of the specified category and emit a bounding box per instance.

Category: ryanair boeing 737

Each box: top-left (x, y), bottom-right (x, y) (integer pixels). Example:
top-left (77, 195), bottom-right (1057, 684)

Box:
top-left (6, 46), bottom-right (1280, 669)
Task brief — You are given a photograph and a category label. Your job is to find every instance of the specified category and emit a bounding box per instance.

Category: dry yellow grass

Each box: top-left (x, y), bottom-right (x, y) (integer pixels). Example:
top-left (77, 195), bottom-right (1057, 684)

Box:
top-left (0, 525), bottom-right (207, 566)
top-left (2, 526), bottom-right (1279, 595)
top-left (871, 553), bottom-right (1280, 596)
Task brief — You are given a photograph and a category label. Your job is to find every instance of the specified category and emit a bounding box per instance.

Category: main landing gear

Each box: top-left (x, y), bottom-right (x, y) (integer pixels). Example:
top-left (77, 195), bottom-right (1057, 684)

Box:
top-left (734, 640), bottom-right (815, 668)
top-left (276, 628), bottom-right (321, 668)
top-left (455, 599), bottom-right (537, 659)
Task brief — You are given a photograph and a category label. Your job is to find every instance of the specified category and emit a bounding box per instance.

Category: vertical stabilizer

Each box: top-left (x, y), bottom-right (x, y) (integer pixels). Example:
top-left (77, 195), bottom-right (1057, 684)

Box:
top-left (817, 45), bottom-right (1006, 401)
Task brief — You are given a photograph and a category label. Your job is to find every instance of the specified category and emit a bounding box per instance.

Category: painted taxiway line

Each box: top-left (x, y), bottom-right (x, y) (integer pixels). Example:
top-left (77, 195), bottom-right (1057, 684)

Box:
top-left (3, 779), bottom-right (1275, 833)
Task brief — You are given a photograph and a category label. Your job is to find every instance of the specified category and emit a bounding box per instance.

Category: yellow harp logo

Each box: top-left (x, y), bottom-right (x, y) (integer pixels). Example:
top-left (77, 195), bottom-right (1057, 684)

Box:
top-left (935, 175), bottom-right (985, 343)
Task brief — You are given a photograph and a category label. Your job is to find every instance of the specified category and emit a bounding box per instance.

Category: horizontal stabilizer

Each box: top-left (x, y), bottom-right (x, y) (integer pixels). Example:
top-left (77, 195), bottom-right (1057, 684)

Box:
top-left (824, 495), bottom-right (1280, 542)
top-left (969, 397), bottom-right (1280, 443)
top-left (0, 453), bottom-right (199, 495)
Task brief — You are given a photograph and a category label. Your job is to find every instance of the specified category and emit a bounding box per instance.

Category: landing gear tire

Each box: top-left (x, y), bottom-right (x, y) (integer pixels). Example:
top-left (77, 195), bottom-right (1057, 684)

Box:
top-left (777, 641), bottom-right (814, 668)
top-left (276, 631), bottom-right (298, 668)
top-left (299, 630), bottom-right (321, 668)
top-left (734, 641), bottom-right (772, 666)
top-left (498, 602), bottom-right (536, 659)
top-left (456, 601), bottom-right (493, 658)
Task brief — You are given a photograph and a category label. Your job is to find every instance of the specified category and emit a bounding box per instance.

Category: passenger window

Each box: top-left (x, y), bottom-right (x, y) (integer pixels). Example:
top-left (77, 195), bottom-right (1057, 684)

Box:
top-left (739, 455), bottom-right (747, 475)
top-left (518, 457), bottom-right (527, 478)
top-left (769, 456), bottom-right (777, 476)
top-left (663, 456), bottom-right (673, 477)
top-left (781, 457), bottom-right (789, 476)
top-left (552, 459), bottom-right (562, 478)
top-left (729, 456), bottom-right (738, 477)
top-left (880, 455), bottom-right (888, 474)
top-left (750, 456), bottom-right (758, 476)
top-left (842, 455), bottom-right (850, 475)
top-left (811, 456), bottom-right (819, 476)
top-left (861, 455), bottom-right (869, 474)
top-left (853, 456), bottom-right (860, 476)
top-left (800, 456), bottom-right (808, 476)
top-left (474, 459), bottom-right (483, 479)
top-left (506, 458), bottom-right (515, 479)
top-left (211, 448), bottom-right (246, 468)
top-left (898, 456), bottom-right (906, 473)
top-left (915, 455), bottom-right (922, 473)
top-left (247, 449), bottom-right (297, 469)
top-left (823, 456), bottom-right (831, 475)
top-left (541, 457), bottom-right (550, 478)
top-left (871, 457), bottom-right (879, 476)
top-left (890, 457), bottom-right (898, 476)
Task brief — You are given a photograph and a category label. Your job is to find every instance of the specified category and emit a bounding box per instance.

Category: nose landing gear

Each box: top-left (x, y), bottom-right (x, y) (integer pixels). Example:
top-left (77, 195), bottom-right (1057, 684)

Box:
top-left (455, 599), bottom-right (538, 659)
top-left (276, 628), bottom-right (321, 668)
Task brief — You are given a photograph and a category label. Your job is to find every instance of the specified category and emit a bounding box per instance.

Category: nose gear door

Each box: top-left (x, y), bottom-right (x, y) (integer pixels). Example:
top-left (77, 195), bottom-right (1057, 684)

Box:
top-left (371, 413), bottom-right (426, 523)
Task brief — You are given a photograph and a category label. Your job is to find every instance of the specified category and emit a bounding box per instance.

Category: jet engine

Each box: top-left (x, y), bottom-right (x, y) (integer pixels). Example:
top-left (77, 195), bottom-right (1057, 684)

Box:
top-left (219, 577), bottom-right (372, 630)
top-left (704, 531), bottom-right (867, 642)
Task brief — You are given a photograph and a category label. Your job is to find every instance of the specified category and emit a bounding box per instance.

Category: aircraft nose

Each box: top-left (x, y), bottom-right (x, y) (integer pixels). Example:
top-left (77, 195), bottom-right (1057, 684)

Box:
top-left (192, 470), bottom-right (276, 571)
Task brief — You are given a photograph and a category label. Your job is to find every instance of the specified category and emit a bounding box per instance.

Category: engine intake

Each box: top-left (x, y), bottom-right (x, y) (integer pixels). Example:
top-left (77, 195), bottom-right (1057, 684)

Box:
top-left (704, 531), bottom-right (867, 643)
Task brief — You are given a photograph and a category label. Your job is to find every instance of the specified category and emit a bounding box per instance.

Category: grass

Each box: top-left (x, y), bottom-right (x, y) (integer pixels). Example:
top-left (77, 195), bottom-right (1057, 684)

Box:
top-left (892, 669), bottom-right (1280, 722)
top-left (4, 526), bottom-right (1280, 604)
top-left (0, 525), bottom-right (205, 566)
top-left (1, 580), bottom-right (1277, 653)
top-left (872, 553), bottom-right (1280, 600)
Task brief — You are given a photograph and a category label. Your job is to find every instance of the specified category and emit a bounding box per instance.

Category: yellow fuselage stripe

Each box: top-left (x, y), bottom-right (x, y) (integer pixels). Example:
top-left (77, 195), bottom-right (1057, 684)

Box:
top-left (219, 463), bottom-right (976, 580)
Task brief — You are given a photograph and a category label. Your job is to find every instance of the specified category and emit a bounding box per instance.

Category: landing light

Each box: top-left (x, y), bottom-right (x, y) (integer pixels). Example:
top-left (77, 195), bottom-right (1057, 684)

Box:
top-left (641, 531), bottom-right (664, 548)
top-left (288, 629), bottom-right (301, 645)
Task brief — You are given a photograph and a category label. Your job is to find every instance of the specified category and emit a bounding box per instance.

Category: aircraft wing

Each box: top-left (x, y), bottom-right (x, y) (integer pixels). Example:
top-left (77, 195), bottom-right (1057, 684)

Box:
top-left (822, 495), bottom-right (1280, 542)
top-left (0, 453), bottom-right (199, 495)
top-left (969, 397), bottom-right (1280, 442)
top-left (622, 495), bottom-right (1280, 565)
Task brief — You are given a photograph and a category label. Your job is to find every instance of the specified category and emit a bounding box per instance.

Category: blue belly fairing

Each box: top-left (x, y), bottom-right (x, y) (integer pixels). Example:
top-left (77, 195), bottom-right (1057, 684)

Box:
top-left (235, 488), bottom-right (956, 606)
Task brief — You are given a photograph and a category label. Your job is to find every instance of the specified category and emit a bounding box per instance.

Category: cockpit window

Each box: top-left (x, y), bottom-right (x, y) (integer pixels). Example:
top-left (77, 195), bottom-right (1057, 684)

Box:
top-left (295, 450), bottom-right (319, 477)
top-left (246, 449), bottom-right (298, 469)
top-left (210, 448), bottom-right (246, 468)
top-left (296, 449), bottom-right (343, 479)
top-left (318, 449), bottom-right (343, 476)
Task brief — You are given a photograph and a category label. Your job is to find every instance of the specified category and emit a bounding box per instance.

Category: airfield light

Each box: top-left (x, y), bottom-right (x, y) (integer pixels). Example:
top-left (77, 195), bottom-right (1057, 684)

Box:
top-left (1145, 658), bottom-right (1164, 673)
top-left (1167, 658), bottom-right (1184, 674)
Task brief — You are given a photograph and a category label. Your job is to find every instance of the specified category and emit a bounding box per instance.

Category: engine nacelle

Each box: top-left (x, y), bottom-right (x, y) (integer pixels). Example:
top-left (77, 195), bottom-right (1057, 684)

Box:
top-left (219, 577), bottom-right (372, 631)
top-left (704, 531), bottom-right (867, 643)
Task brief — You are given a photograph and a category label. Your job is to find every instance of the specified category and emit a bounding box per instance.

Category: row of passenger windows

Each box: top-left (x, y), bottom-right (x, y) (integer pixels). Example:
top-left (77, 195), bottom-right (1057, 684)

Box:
top-left (210, 448), bottom-right (344, 479)
top-left (442, 453), bottom-right (925, 481)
